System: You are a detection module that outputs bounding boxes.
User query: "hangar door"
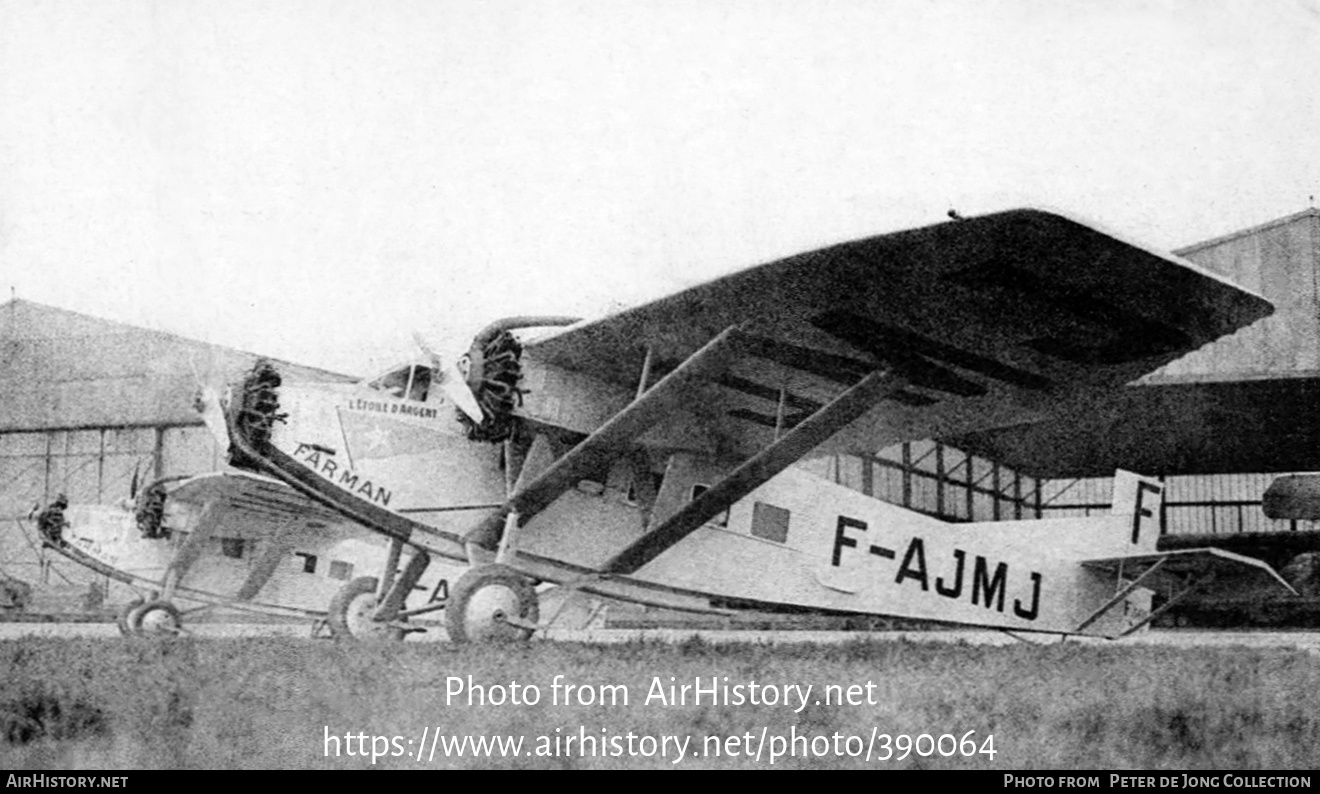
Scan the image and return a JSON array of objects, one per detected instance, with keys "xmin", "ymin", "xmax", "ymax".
[{"xmin": 0, "ymin": 424, "xmax": 221, "ymax": 516}]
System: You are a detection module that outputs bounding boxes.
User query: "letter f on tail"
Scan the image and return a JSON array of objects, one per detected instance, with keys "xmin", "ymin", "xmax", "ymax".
[{"xmin": 1110, "ymin": 470, "xmax": 1163, "ymax": 551}]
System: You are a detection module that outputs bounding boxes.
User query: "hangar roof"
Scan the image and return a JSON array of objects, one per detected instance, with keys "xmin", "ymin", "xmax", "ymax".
[
  {"xmin": 0, "ymin": 299, "xmax": 356, "ymax": 432},
  {"xmin": 948, "ymin": 208, "xmax": 1320, "ymax": 477}
]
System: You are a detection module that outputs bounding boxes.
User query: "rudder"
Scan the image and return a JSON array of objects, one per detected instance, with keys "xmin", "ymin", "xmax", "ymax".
[{"xmin": 1109, "ymin": 470, "xmax": 1163, "ymax": 555}]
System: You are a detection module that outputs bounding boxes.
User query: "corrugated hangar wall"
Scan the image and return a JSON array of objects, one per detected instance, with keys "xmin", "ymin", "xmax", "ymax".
[
  {"xmin": 808, "ymin": 449, "xmax": 1305, "ymax": 534},
  {"xmin": 0, "ymin": 299, "xmax": 354, "ymax": 598},
  {"xmin": 1054, "ymin": 209, "xmax": 1319, "ymax": 534},
  {"xmin": 1156, "ymin": 208, "xmax": 1320, "ymax": 380}
]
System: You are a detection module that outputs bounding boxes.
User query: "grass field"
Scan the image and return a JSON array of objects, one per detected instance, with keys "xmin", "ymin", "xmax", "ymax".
[{"xmin": 2, "ymin": 635, "xmax": 1319, "ymax": 769}]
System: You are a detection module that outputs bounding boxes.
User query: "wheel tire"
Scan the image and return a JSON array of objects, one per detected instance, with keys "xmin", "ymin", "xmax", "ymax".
[
  {"xmin": 117, "ymin": 598, "xmax": 145, "ymax": 637},
  {"xmin": 129, "ymin": 600, "xmax": 181, "ymax": 636},
  {"xmin": 327, "ymin": 577, "xmax": 404, "ymax": 642},
  {"xmin": 446, "ymin": 564, "xmax": 539, "ymax": 644}
]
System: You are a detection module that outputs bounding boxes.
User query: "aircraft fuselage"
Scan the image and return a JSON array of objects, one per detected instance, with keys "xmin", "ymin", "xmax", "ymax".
[{"xmin": 253, "ymin": 366, "xmax": 1156, "ymax": 637}]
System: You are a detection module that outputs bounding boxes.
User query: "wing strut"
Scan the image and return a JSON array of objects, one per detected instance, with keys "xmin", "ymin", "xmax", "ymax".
[
  {"xmin": 1074, "ymin": 564, "xmax": 1222, "ymax": 639},
  {"xmin": 373, "ymin": 546, "xmax": 431, "ymax": 621},
  {"xmin": 1073, "ymin": 557, "xmax": 1167, "ymax": 634},
  {"xmin": 602, "ymin": 367, "xmax": 903, "ymax": 575},
  {"xmin": 160, "ymin": 501, "xmax": 221, "ymax": 602},
  {"xmin": 234, "ymin": 517, "xmax": 299, "ymax": 601},
  {"xmin": 1076, "ymin": 548, "xmax": 1296, "ymax": 637},
  {"xmin": 463, "ymin": 326, "xmax": 743, "ymax": 551},
  {"xmin": 1116, "ymin": 572, "xmax": 1215, "ymax": 639}
]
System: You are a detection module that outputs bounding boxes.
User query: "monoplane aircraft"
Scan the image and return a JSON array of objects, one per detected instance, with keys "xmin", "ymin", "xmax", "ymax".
[
  {"xmin": 209, "ymin": 208, "xmax": 1295, "ymax": 642},
  {"xmin": 32, "ymin": 470, "xmax": 460, "ymax": 637}
]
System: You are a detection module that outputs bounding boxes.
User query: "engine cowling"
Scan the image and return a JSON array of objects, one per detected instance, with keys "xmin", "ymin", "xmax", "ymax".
[{"xmin": 459, "ymin": 316, "xmax": 579, "ymax": 443}]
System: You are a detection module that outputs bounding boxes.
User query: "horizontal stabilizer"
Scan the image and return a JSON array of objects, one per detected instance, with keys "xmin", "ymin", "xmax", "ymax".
[{"xmin": 1081, "ymin": 548, "xmax": 1297, "ymax": 599}]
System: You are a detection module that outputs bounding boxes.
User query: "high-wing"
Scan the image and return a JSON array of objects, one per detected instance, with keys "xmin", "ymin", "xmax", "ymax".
[
  {"xmin": 522, "ymin": 209, "xmax": 1273, "ymax": 460},
  {"xmin": 163, "ymin": 471, "xmax": 355, "ymax": 541}
]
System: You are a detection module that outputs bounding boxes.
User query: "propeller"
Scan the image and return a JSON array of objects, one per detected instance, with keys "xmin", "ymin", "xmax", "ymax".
[
  {"xmin": 413, "ymin": 333, "xmax": 484, "ymax": 424},
  {"xmin": 188, "ymin": 355, "xmax": 232, "ymax": 449}
]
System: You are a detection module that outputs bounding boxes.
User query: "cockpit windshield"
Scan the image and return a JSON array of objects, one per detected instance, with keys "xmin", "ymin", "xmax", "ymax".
[{"xmin": 367, "ymin": 365, "xmax": 433, "ymax": 402}]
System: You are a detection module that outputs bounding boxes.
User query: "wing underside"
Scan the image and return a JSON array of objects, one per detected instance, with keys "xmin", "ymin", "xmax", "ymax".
[
  {"xmin": 522, "ymin": 209, "xmax": 1273, "ymax": 461},
  {"xmin": 163, "ymin": 471, "xmax": 354, "ymax": 540},
  {"xmin": 467, "ymin": 210, "xmax": 1273, "ymax": 570}
]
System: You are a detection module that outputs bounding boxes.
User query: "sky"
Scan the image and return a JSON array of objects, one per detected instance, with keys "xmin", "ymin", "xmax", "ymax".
[{"xmin": 1, "ymin": 0, "xmax": 1317, "ymax": 376}]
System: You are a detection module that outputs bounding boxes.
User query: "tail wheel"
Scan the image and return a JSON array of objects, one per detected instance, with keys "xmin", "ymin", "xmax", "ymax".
[
  {"xmin": 327, "ymin": 577, "xmax": 405, "ymax": 642},
  {"xmin": 446, "ymin": 564, "xmax": 539, "ymax": 644},
  {"xmin": 117, "ymin": 598, "xmax": 145, "ymax": 636},
  {"xmin": 129, "ymin": 600, "xmax": 181, "ymax": 636}
]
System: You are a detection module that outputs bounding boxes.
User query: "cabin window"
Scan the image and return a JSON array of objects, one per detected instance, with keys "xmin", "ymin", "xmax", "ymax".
[
  {"xmin": 294, "ymin": 552, "xmax": 317, "ymax": 574},
  {"xmin": 368, "ymin": 367, "xmax": 410, "ymax": 397},
  {"xmin": 750, "ymin": 501, "xmax": 790, "ymax": 543},
  {"xmin": 368, "ymin": 365, "xmax": 432, "ymax": 402},
  {"xmin": 405, "ymin": 366, "xmax": 432, "ymax": 402},
  {"xmin": 221, "ymin": 538, "xmax": 246, "ymax": 559},
  {"xmin": 329, "ymin": 560, "xmax": 354, "ymax": 581},
  {"xmin": 689, "ymin": 484, "xmax": 729, "ymax": 528}
]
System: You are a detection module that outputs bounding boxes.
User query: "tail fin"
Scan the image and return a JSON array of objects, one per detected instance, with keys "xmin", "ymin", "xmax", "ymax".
[
  {"xmin": 1053, "ymin": 471, "xmax": 1164, "ymax": 637},
  {"xmin": 1109, "ymin": 470, "xmax": 1163, "ymax": 554}
]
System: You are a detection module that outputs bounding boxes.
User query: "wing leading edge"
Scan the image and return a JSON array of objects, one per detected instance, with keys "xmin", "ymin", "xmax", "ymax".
[
  {"xmin": 474, "ymin": 209, "xmax": 1274, "ymax": 569},
  {"xmin": 164, "ymin": 471, "xmax": 352, "ymax": 534},
  {"xmin": 521, "ymin": 208, "xmax": 1273, "ymax": 461}
]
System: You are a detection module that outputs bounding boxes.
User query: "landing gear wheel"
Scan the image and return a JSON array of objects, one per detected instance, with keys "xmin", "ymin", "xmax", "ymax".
[
  {"xmin": 446, "ymin": 564, "xmax": 539, "ymax": 644},
  {"xmin": 117, "ymin": 598, "xmax": 145, "ymax": 636},
  {"xmin": 327, "ymin": 577, "xmax": 405, "ymax": 642},
  {"xmin": 129, "ymin": 600, "xmax": 181, "ymax": 636}
]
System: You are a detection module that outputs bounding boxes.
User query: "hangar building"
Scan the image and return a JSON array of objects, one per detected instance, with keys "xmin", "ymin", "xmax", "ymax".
[{"xmin": 0, "ymin": 299, "xmax": 352, "ymax": 610}]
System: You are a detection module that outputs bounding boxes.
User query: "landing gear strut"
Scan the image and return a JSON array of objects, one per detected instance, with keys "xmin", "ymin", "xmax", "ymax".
[{"xmin": 446, "ymin": 564, "xmax": 539, "ymax": 643}]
